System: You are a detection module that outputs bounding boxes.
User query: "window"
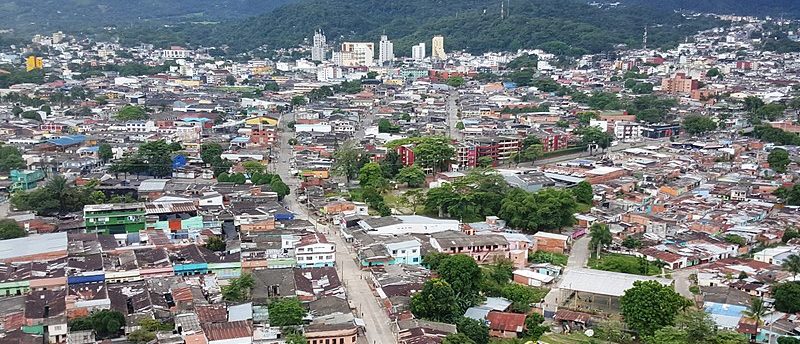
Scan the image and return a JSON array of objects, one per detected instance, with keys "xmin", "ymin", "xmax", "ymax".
[
  {"xmin": 412, "ymin": 257, "xmax": 419, "ymax": 263},
  {"xmin": 412, "ymin": 249, "xmax": 417, "ymax": 253},
  {"xmin": 401, "ymin": 250, "xmax": 406, "ymax": 254},
  {"xmin": 326, "ymin": 255, "xmax": 332, "ymax": 260},
  {"xmin": 392, "ymin": 250, "xmax": 397, "ymax": 254}
]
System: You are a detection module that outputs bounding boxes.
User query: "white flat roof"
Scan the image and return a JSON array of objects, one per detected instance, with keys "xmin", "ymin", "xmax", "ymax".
[
  {"xmin": 532, "ymin": 231, "xmax": 570, "ymax": 240},
  {"xmin": 0, "ymin": 232, "xmax": 67, "ymax": 260},
  {"xmin": 558, "ymin": 268, "xmax": 673, "ymax": 297},
  {"xmin": 586, "ymin": 166, "xmax": 623, "ymax": 175}
]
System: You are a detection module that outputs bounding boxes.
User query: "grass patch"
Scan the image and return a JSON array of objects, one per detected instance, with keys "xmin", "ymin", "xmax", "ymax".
[
  {"xmin": 529, "ymin": 251, "xmax": 568, "ymax": 266},
  {"xmin": 575, "ymin": 202, "xmax": 592, "ymax": 213},
  {"xmin": 588, "ymin": 253, "xmax": 660, "ymax": 276},
  {"xmin": 541, "ymin": 145, "xmax": 587, "ymax": 159},
  {"xmin": 539, "ymin": 332, "xmax": 619, "ymax": 344}
]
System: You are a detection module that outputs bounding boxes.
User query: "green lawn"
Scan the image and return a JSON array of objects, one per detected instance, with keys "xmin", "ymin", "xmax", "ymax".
[
  {"xmin": 540, "ymin": 332, "xmax": 618, "ymax": 344},
  {"xmin": 588, "ymin": 253, "xmax": 661, "ymax": 276}
]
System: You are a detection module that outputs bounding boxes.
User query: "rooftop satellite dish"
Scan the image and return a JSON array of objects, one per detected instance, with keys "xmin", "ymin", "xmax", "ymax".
[{"xmin": 585, "ymin": 329, "xmax": 595, "ymax": 337}]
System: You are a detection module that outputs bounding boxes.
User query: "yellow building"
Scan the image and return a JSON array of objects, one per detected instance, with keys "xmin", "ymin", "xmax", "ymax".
[
  {"xmin": 25, "ymin": 56, "xmax": 43, "ymax": 72},
  {"xmin": 245, "ymin": 116, "xmax": 279, "ymax": 127}
]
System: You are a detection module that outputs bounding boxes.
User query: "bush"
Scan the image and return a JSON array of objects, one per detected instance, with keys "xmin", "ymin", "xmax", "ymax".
[{"xmin": 528, "ymin": 251, "xmax": 568, "ymax": 266}]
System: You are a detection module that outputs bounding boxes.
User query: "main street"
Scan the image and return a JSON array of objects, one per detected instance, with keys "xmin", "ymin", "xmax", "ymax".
[{"xmin": 275, "ymin": 111, "xmax": 397, "ymax": 344}]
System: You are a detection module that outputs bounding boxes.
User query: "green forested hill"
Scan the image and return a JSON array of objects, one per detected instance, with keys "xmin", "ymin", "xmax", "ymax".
[
  {"xmin": 119, "ymin": 0, "xmax": 721, "ymax": 55},
  {"xmin": 618, "ymin": 0, "xmax": 800, "ymax": 18},
  {"xmin": 0, "ymin": 0, "xmax": 295, "ymax": 34}
]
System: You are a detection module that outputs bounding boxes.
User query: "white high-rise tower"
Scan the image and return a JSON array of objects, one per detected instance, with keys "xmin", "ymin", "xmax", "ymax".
[
  {"xmin": 311, "ymin": 29, "xmax": 327, "ymax": 62},
  {"xmin": 378, "ymin": 35, "xmax": 394, "ymax": 65},
  {"xmin": 412, "ymin": 43, "xmax": 426, "ymax": 61},
  {"xmin": 431, "ymin": 35, "xmax": 445, "ymax": 60}
]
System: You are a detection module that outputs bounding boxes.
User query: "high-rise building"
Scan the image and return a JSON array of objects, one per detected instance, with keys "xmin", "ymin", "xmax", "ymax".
[
  {"xmin": 336, "ymin": 42, "xmax": 375, "ymax": 67},
  {"xmin": 431, "ymin": 35, "xmax": 446, "ymax": 60},
  {"xmin": 412, "ymin": 43, "xmax": 426, "ymax": 61},
  {"xmin": 378, "ymin": 35, "xmax": 394, "ymax": 65},
  {"xmin": 311, "ymin": 29, "xmax": 327, "ymax": 62},
  {"xmin": 25, "ymin": 55, "xmax": 43, "ymax": 72}
]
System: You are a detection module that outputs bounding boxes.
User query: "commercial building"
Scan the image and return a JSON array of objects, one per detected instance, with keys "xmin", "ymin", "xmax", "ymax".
[
  {"xmin": 10, "ymin": 169, "xmax": 45, "ymax": 191},
  {"xmin": 431, "ymin": 35, "xmax": 446, "ymax": 60},
  {"xmin": 334, "ymin": 42, "xmax": 375, "ymax": 67},
  {"xmin": 378, "ymin": 35, "xmax": 394, "ymax": 65},
  {"xmin": 83, "ymin": 203, "xmax": 147, "ymax": 234}
]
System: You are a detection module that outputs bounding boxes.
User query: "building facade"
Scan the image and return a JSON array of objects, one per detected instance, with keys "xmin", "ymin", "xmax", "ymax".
[
  {"xmin": 83, "ymin": 203, "xmax": 146, "ymax": 234},
  {"xmin": 431, "ymin": 36, "xmax": 445, "ymax": 60}
]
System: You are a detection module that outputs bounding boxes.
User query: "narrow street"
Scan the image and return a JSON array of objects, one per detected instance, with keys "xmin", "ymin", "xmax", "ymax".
[{"xmin": 276, "ymin": 112, "xmax": 397, "ymax": 344}]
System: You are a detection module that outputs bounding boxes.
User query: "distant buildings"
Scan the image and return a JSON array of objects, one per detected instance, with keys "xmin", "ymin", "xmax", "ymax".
[
  {"xmin": 378, "ymin": 35, "xmax": 394, "ymax": 65},
  {"xmin": 334, "ymin": 42, "xmax": 375, "ymax": 67},
  {"xmin": 412, "ymin": 43, "xmax": 426, "ymax": 61},
  {"xmin": 432, "ymin": 35, "xmax": 446, "ymax": 60},
  {"xmin": 311, "ymin": 29, "xmax": 327, "ymax": 62}
]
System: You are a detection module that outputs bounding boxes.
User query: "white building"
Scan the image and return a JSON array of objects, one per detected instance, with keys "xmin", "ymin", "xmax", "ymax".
[
  {"xmin": 335, "ymin": 42, "xmax": 375, "ymax": 67},
  {"xmin": 432, "ymin": 35, "xmax": 446, "ymax": 60},
  {"xmin": 385, "ymin": 237, "xmax": 422, "ymax": 265},
  {"xmin": 378, "ymin": 35, "xmax": 394, "ymax": 65},
  {"xmin": 412, "ymin": 43, "xmax": 426, "ymax": 61},
  {"xmin": 161, "ymin": 46, "xmax": 190, "ymax": 59},
  {"xmin": 316, "ymin": 64, "xmax": 343, "ymax": 82},
  {"xmin": 357, "ymin": 215, "xmax": 459, "ymax": 235},
  {"xmin": 614, "ymin": 121, "xmax": 643, "ymax": 142},
  {"xmin": 311, "ymin": 29, "xmax": 327, "ymax": 62},
  {"xmin": 295, "ymin": 234, "xmax": 336, "ymax": 268}
]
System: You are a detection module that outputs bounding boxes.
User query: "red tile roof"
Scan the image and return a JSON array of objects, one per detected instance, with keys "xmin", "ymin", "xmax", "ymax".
[
  {"xmin": 486, "ymin": 311, "xmax": 526, "ymax": 333},
  {"xmin": 201, "ymin": 320, "xmax": 252, "ymax": 341}
]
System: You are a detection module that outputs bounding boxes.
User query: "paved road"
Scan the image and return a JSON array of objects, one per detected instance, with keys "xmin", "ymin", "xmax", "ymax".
[
  {"xmin": 672, "ymin": 268, "xmax": 697, "ymax": 299},
  {"xmin": 445, "ymin": 91, "xmax": 462, "ymax": 140},
  {"xmin": 276, "ymin": 112, "xmax": 397, "ymax": 344}
]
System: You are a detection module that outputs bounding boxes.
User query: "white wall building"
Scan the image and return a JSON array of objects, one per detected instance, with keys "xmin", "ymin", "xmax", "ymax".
[
  {"xmin": 385, "ymin": 238, "xmax": 422, "ymax": 265},
  {"xmin": 336, "ymin": 42, "xmax": 375, "ymax": 67},
  {"xmin": 296, "ymin": 235, "xmax": 336, "ymax": 268},
  {"xmin": 412, "ymin": 43, "xmax": 426, "ymax": 61},
  {"xmin": 311, "ymin": 29, "xmax": 327, "ymax": 62},
  {"xmin": 614, "ymin": 121, "xmax": 643, "ymax": 142},
  {"xmin": 357, "ymin": 215, "xmax": 459, "ymax": 235},
  {"xmin": 378, "ymin": 35, "xmax": 394, "ymax": 65}
]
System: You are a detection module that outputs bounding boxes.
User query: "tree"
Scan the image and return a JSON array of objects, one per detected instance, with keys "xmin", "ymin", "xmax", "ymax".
[
  {"xmin": 682, "ymin": 115, "xmax": 717, "ymax": 135},
  {"xmin": 378, "ymin": 118, "xmax": 400, "ymax": 133},
  {"xmin": 397, "ymin": 165, "xmax": 426, "ymax": 188},
  {"xmin": 455, "ymin": 317, "xmax": 489, "ymax": 344},
  {"xmin": 332, "ymin": 141, "xmax": 364, "ymax": 183},
  {"xmin": 0, "ymin": 144, "xmax": 26, "ymax": 172},
  {"xmin": 116, "ymin": 105, "xmax": 147, "ymax": 121},
  {"xmin": 781, "ymin": 254, "xmax": 800, "ymax": 280},
  {"xmin": 768, "ymin": 148, "xmax": 790, "ymax": 173},
  {"xmin": 622, "ymin": 235, "xmax": 642, "ymax": 249},
  {"xmin": 446, "ymin": 76, "xmax": 465, "ymax": 88},
  {"xmin": 284, "ymin": 330, "xmax": 308, "ymax": 344},
  {"xmin": 742, "ymin": 297, "xmax": 770, "ymax": 339},
  {"xmin": 410, "ymin": 279, "xmax": 461, "ymax": 322},
  {"xmin": 456, "ymin": 121, "xmax": 465, "ymax": 130},
  {"xmin": 706, "ymin": 68, "xmax": 722, "ymax": 78},
  {"xmin": 242, "ymin": 161, "xmax": 265, "ymax": 175},
  {"xmin": 68, "ymin": 310, "xmax": 126, "ymax": 339},
  {"xmin": 498, "ymin": 187, "xmax": 577, "ymax": 232},
  {"xmin": 589, "ymin": 223, "xmax": 613, "ymax": 258},
  {"xmin": 783, "ymin": 228, "xmax": 799, "ymax": 243},
  {"xmin": 413, "ymin": 137, "xmax": 455, "ymax": 173},
  {"xmin": 267, "ymin": 298, "xmax": 306, "ymax": 326},
  {"xmin": 778, "ymin": 337, "xmax": 800, "ymax": 344},
  {"xmin": 533, "ymin": 78, "xmax": 560, "ymax": 92},
  {"xmin": 127, "ymin": 329, "xmax": 156, "ymax": 343},
  {"xmin": 572, "ymin": 181, "xmax": 593, "ymax": 204},
  {"xmin": 442, "ymin": 333, "xmax": 476, "ymax": 344},
  {"xmin": 205, "ymin": 236, "xmax": 226, "ymax": 252},
  {"xmin": 620, "ymin": 280, "xmax": 690, "ymax": 336},
  {"xmin": 359, "ymin": 162, "xmax": 388, "ymax": 190},
  {"xmin": 774, "ymin": 282, "xmax": 800, "ymax": 313},
  {"xmin": 513, "ymin": 144, "xmax": 543, "ymax": 164},
  {"xmin": 775, "ymin": 184, "xmax": 800, "ymax": 206},
  {"xmin": 222, "ymin": 273, "xmax": 255, "ymax": 303},
  {"xmin": 201, "ymin": 143, "xmax": 224, "ymax": 165},
  {"xmin": 291, "ymin": 95, "xmax": 307, "ymax": 106},
  {"xmin": 379, "ymin": 150, "xmax": 403, "ymax": 179},
  {"xmin": 0, "ymin": 219, "xmax": 26, "ymax": 240},
  {"xmin": 477, "ymin": 156, "xmax": 494, "ymax": 168},
  {"xmin": 264, "ymin": 82, "xmax": 280, "ymax": 92},
  {"xmin": 270, "ymin": 179, "xmax": 291, "ymax": 200},
  {"xmin": 437, "ymin": 254, "xmax": 482, "ymax": 309},
  {"xmin": 98, "ymin": 143, "xmax": 113, "ymax": 163},
  {"xmin": 524, "ymin": 313, "xmax": 549, "ymax": 340}
]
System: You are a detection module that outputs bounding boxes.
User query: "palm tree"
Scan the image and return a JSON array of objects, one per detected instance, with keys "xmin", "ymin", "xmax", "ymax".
[
  {"xmin": 782, "ymin": 254, "xmax": 800, "ymax": 280},
  {"xmin": 741, "ymin": 297, "xmax": 771, "ymax": 344},
  {"xmin": 589, "ymin": 223, "xmax": 613, "ymax": 258}
]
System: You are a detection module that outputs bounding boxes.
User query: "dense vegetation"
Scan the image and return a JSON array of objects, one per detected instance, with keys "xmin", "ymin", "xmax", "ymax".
[
  {"xmin": 619, "ymin": 0, "xmax": 800, "ymax": 18},
  {"xmin": 0, "ymin": 0, "xmax": 296, "ymax": 36},
  {"xmin": 115, "ymin": 0, "xmax": 720, "ymax": 55}
]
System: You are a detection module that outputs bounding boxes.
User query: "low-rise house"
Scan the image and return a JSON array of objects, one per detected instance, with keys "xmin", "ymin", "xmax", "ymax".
[{"xmin": 486, "ymin": 310, "xmax": 526, "ymax": 339}]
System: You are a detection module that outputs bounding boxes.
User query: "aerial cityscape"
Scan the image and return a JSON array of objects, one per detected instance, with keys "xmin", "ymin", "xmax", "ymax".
[{"xmin": 1, "ymin": 1, "xmax": 800, "ymax": 344}]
